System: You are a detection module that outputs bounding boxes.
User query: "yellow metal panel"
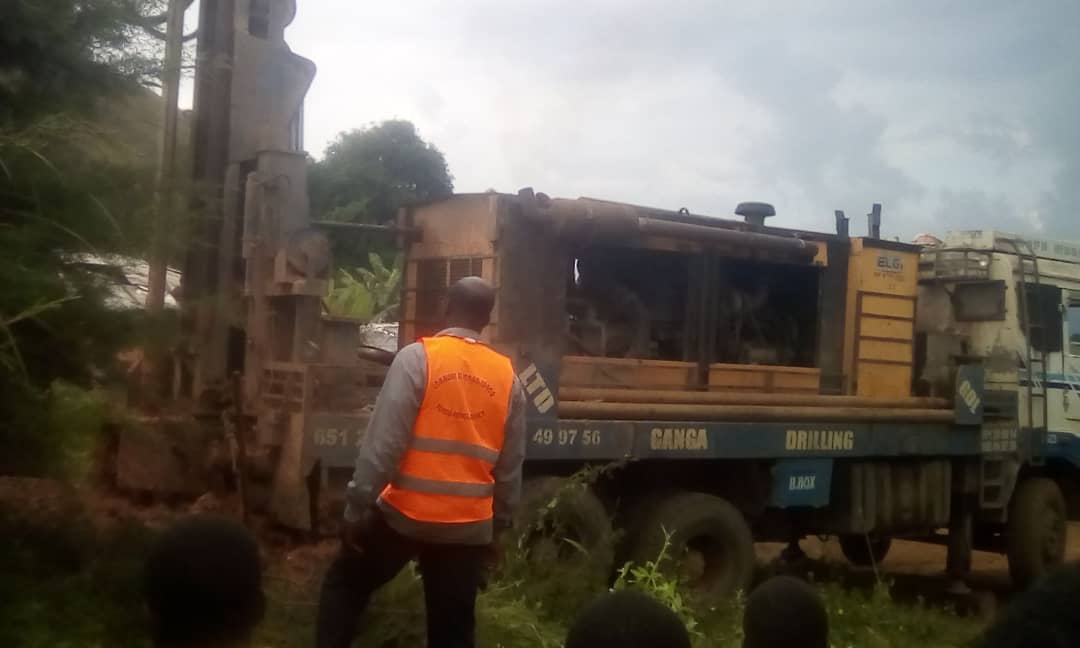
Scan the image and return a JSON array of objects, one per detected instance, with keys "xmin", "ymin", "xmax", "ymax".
[
  {"xmin": 861, "ymin": 294, "xmax": 915, "ymax": 319},
  {"xmin": 859, "ymin": 317, "xmax": 914, "ymax": 340},
  {"xmin": 859, "ymin": 339, "xmax": 913, "ymax": 363},
  {"xmin": 856, "ymin": 363, "xmax": 913, "ymax": 399},
  {"xmin": 843, "ymin": 238, "xmax": 920, "ymax": 397}
]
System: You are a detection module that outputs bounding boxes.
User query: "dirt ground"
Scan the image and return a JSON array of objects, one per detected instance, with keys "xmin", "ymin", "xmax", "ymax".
[
  {"xmin": 5, "ymin": 475, "xmax": 1080, "ymax": 610},
  {"xmin": 759, "ymin": 523, "xmax": 1080, "ymax": 587}
]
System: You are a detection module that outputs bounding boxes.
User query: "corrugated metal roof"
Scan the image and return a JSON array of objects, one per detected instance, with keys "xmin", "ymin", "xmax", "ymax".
[{"xmin": 63, "ymin": 253, "xmax": 182, "ymax": 311}]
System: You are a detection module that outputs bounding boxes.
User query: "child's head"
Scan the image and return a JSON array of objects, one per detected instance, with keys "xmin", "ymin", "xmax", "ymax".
[
  {"xmin": 565, "ymin": 590, "xmax": 692, "ymax": 648},
  {"xmin": 743, "ymin": 576, "xmax": 828, "ymax": 648},
  {"xmin": 144, "ymin": 515, "xmax": 264, "ymax": 647},
  {"xmin": 979, "ymin": 564, "xmax": 1080, "ymax": 648}
]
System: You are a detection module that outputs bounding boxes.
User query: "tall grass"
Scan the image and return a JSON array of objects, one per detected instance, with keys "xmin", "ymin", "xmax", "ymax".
[{"xmin": 1, "ymin": 479, "xmax": 985, "ymax": 648}]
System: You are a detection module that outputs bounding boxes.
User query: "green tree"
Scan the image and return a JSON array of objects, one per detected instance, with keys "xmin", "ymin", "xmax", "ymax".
[
  {"xmin": 309, "ymin": 120, "xmax": 453, "ymax": 265},
  {"xmin": 1, "ymin": 0, "xmax": 166, "ymax": 475},
  {"xmin": 310, "ymin": 120, "xmax": 453, "ymax": 222}
]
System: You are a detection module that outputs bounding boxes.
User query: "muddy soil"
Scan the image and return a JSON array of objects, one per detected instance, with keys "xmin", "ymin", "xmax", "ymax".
[
  {"xmin": 5, "ymin": 476, "xmax": 1079, "ymax": 612},
  {"xmin": 759, "ymin": 523, "xmax": 1080, "ymax": 588}
]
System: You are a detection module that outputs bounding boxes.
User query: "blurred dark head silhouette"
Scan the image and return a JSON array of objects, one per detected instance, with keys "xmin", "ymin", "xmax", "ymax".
[
  {"xmin": 979, "ymin": 564, "xmax": 1080, "ymax": 648},
  {"xmin": 743, "ymin": 576, "xmax": 828, "ymax": 648},
  {"xmin": 144, "ymin": 515, "xmax": 264, "ymax": 647},
  {"xmin": 565, "ymin": 590, "xmax": 692, "ymax": 648}
]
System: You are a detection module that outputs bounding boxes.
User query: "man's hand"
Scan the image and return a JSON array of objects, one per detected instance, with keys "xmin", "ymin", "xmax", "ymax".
[{"xmin": 341, "ymin": 508, "xmax": 375, "ymax": 553}]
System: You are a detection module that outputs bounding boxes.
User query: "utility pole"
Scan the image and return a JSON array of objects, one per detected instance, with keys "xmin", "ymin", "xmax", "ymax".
[{"xmin": 147, "ymin": 0, "xmax": 186, "ymax": 312}]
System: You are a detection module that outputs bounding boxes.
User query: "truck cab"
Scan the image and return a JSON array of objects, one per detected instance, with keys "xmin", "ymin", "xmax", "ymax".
[{"xmin": 918, "ymin": 230, "xmax": 1080, "ymax": 584}]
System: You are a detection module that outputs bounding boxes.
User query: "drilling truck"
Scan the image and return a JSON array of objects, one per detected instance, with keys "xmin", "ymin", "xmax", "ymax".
[{"xmin": 119, "ymin": 0, "xmax": 1075, "ymax": 601}]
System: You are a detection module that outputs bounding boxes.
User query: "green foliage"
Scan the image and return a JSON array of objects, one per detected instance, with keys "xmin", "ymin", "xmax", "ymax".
[
  {"xmin": 0, "ymin": 505, "xmax": 156, "ymax": 648},
  {"xmin": 613, "ymin": 529, "xmax": 707, "ymax": 643},
  {"xmin": 817, "ymin": 580, "xmax": 980, "ymax": 648},
  {"xmin": 309, "ymin": 120, "xmax": 453, "ymax": 265},
  {"xmin": 3, "ymin": 494, "xmax": 987, "ymax": 648},
  {"xmin": 311, "ymin": 120, "xmax": 454, "ymax": 221},
  {"xmin": 499, "ymin": 464, "xmax": 627, "ymax": 622},
  {"xmin": 0, "ymin": 0, "xmax": 165, "ymax": 128},
  {"xmin": 325, "ymin": 253, "xmax": 403, "ymax": 321},
  {"xmin": 0, "ymin": 381, "xmax": 112, "ymax": 480},
  {"xmin": 1, "ymin": 1, "xmax": 166, "ymax": 476},
  {"xmin": 43, "ymin": 382, "xmax": 111, "ymax": 481}
]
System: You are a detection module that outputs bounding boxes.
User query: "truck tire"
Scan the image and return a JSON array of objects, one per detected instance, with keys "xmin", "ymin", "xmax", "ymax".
[
  {"xmin": 630, "ymin": 492, "xmax": 755, "ymax": 601},
  {"xmin": 838, "ymin": 533, "xmax": 893, "ymax": 567},
  {"xmin": 1007, "ymin": 477, "xmax": 1067, "ymax": 588},
  {"xmin": 513, "ymin": 477, "xmax": 614, "ymax": 573}
]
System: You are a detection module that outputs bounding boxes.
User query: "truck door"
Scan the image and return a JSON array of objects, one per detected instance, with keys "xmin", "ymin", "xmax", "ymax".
[{"xmin": 1065, "ymin": 293, "xmax": 1080, "ymax": 423}]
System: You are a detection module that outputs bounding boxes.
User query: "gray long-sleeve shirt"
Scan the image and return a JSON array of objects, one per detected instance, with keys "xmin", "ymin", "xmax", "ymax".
[{"xmin": 344, "ymin": 327, "xmax": 527, "ymax": 545}]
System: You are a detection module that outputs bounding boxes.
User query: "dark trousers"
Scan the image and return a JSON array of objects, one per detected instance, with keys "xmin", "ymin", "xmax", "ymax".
[{"xmin": 315, "ymin": 511, "xmax": 488, "ymax": 648}]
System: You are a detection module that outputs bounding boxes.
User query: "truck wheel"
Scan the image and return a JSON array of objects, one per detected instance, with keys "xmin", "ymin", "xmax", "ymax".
[
  {"xmin": 839, "ymin": 533, "xmax": 893, "ymax": 567},
  {"xmin": 513, "ymin": 477, "xmax": 614, "ymax": 573},
  {"xmin": 1007, "ymin": 477, "xmax": 1067, "ymax": 588},
  {"xmin": 631, "ymin": 492, "xmax": 754, "ymax": 601}
]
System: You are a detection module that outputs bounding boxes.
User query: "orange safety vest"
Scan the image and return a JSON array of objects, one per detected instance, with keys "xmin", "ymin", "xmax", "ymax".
[{"xmin": 379, "ymin": 335, "xmax": 515, "ymax": 524}]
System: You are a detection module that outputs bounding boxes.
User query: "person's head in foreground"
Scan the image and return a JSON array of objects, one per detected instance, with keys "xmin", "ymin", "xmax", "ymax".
[
  {"xmin": 144, "ymin": 515, "xmax": 265, "ymax": 648},
  {"xmin": 743, "ymin": 575, "xmax": 828, "ymax": 648},
  {"xmin": 564, "ymin": 590, "xmax": 692, "ymax": 648},
  {"xmin": 979, "ymin": 563, "xmax": 1080, "ymax": 648}
]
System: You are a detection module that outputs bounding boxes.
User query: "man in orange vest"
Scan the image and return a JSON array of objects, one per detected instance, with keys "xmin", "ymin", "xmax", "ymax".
[{"xmin": 316, "ymin": 276, "xmax": 526, "ymax": 648}]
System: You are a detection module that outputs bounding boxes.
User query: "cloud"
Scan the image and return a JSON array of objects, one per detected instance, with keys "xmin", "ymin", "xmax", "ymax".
[
  {"xmin": 286, "ymin": 0, "xmax": 1080, "ymax": 240},
  {"xmin": 933, "ymin": 189, "xmax": 1036, "ymax": 235}
]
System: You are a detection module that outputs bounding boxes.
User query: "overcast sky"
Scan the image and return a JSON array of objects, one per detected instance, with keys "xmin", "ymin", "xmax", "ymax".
[{"xmin": 282, "ymin": 0, "xmax": 1079, "ymax": 240}]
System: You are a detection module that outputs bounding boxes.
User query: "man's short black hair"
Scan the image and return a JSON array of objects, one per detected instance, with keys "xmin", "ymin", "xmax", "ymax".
[
  {"xmin": 743, "ymin": 576, "xmax": 828, "ymax": 648},
  {"xmin": 565, "ymin": 590, "xmax": 692, "ymax": 648},
  {"xmin": 445, "ymin": 276, "xmax": 495, "ymax": 331},
  {"xmin": 144, "ymin": 515, "xmax": 264, "ymax": 647},
  {"xmin": 979, "ymin": 564, "xmax": 1080, "ymax": 648}
]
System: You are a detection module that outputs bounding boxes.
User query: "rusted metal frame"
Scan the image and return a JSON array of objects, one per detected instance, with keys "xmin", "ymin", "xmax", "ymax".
[
  {"xmin": 1002, "ymin": 238, "xmax": 1048, "ymax": 462},
  {"xmin": 311, "ymin": 220, "xmax": 421, "ymax": 238},
  {"xmin": 818, "ymin": 238, "xmax": 850, "ymax": 394},
  {"xmin": 559, "ymin": 387, "xmax": 949, "ymax": 409},
  {"xmin": 184, "ymin": 0, "xmax": 236, "ymax": 400},
  {"xmin": 557, "ymin": 400, "xmax": 955, "ymax": 423},
  {"xmin": 575, "ymin": 196, "xmax": 847, "ymax": 250},
  {"xmin": 695, "ymin": 252, "xmax": 718, "ymax": 389},
  {"xmin": 401, "ymin": 254, "xmax": 500, "ymax": 338},
  {"xmin": 396, "ymin": 207, "xmax": 415, "ymax": 350},
  {"xmin": 638, "ymin": 218, "xmax": 817, "ymax": 258},
  {"xmin": 539, "ymin": 197, "xmax": 818, "ymax": 259},
  {"xmin": 919, "ymin": 247, "xmax": 994, "ymax": 283}
]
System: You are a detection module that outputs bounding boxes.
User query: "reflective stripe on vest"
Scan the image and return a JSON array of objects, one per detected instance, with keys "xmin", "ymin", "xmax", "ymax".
[{"xmin": 379, "ymin": 335, "xmax": 514, "ymax": 525}]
